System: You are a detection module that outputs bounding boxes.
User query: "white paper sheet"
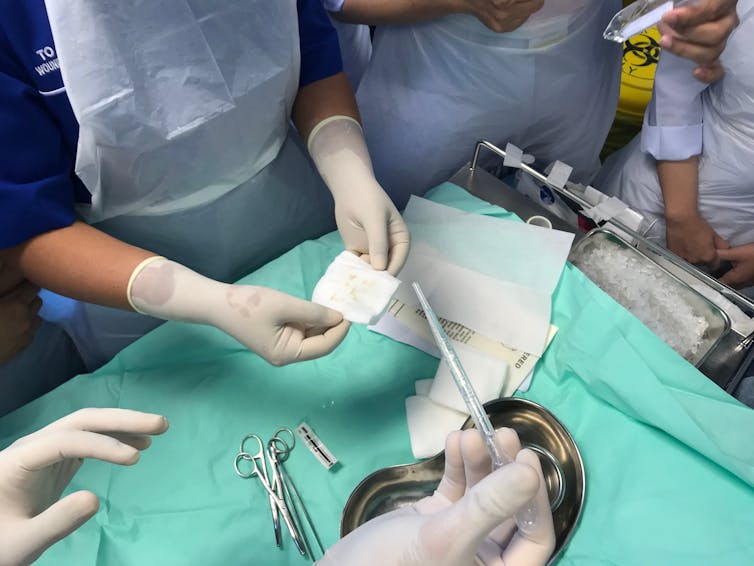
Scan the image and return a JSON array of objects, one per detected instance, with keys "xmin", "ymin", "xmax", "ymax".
[
  {"xmin": 395, "ymin": 242, "xmax": 550, "ymax": 354},
  {"xmin": 402, "ymin": 197, "xmax": 573, "ymax": 294}
]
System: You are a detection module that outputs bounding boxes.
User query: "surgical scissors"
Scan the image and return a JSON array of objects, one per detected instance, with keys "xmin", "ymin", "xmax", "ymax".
[
  {"xmin": 234, "ymin": 434, "xmax": 306, "ymax": 556},
  {"xmin": 266, "ymin": 428, "xmax": 296, "ymax": 548},
  {"xmin": 267, "ymin": 430, "xmax": 325, "ymax": 559}
]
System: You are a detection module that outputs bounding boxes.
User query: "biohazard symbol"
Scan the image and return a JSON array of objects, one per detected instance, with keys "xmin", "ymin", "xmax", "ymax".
[{"xmin": 622, "ymin": 32, "xmax": 661, "ymax": 82}]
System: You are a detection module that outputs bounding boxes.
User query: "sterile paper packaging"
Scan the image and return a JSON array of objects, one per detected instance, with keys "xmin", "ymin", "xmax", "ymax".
[
  {"xmin": 312, "ymin": 251, "xmax": 401, "ymax": 325},
  {"xmin": 390, "ymin": 197, "xmax": 573, "ymax": 356}
]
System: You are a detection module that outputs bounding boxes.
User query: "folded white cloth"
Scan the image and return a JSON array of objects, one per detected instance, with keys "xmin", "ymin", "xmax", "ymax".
[
  {"xmin": 414, "ymin": 378, "xmax": 433, "ymax": 397},
  {"xmin": 312, "ymin": 251, "xmax": 401, "ymax": 325}
]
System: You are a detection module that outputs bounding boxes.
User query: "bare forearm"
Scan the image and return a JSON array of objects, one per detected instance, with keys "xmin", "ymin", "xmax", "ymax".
[
  {"xmin": 336, "ymin": 0, "xmax": 462, "ymax": 24},
  {"xmin": 0, "ymin": 222, "xmax": 154, "ymax": 310},
  {"xmin": 292, "ymin": 72, "xmax": 361, "ymax": 141},
  {"xmin": 657, "ymin": 157, "xmax": 700, "ymax": 221}
]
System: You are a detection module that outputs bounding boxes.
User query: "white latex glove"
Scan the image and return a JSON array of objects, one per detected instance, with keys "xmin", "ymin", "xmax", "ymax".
[
  {"xmin": 308, "ymin": 116, "xmax": 410, "ymax": 275},
  {"xmin": 319, "ymin": 428, "xmax": 555, "ymax": 566},
  {"xmin": 128, "ymin": 257, "xmax": 350, "ymax": 366},
  {"xmin": 0, "ymin": 408, "xmax": 168, "ymax": 566}
]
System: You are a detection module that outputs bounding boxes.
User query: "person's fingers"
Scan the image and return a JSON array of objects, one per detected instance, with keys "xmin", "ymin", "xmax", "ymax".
[
  {"xmin": 45, "ymin": 408, "xmax": 169, "ymax": 436},
  {"xmin": 297, "ymin": 320, "xmax": 350, "ymax": 362},
  {"xmin": 460, "ymin": 428, "xmax": 520, "ymax": 492},
  {"xmin": 716, "ymin": 246, "xmax": 747, "ymax": 262},
  {"xmin": 436, "ymin": 430, "xmax": 466, "ymax": 502},
  {"xmin": 385, "ymin": 219, "xmax": 410, "ymax": 276},
  {"xmin": 693, "ymin": 62, "xmax": 725, "ymax": 83},
  {"xmin": 460, "ymin": 430, "xmax": 493, "ymax": 491},
  {"xmin": 363, "ymin": 217, "xmax": 390, "ymax": 272},
  {"xmin": 24, "ymin": 491, "xmax": 100, "ymax": 564},
  {"xmin": 662, "ymin": 0, "xmax": 738, "ymax": 31},
  {"xmin": 276, "ymin": 295, "xmax": 343, "ymax": 328},
  {"xmin": 661, "ymin": 35, "xmax": 725, "ymax": 65},
  {"xmin": 662, "ymin": 17, "xmax": 733, "ymax": 47},
  {"xmin": 496, "ymin": 427, "xmax": 522, "ymax": 458},
  {"xmin": 420, "ymin": 462, "xmax": 539, "ymax": 563},
  {"xmin": 497, "ymin": 449, "xmax": 556, "ymax": 565},
  {"xmin": 17, "ymin": 429, "xmax": 143, "ymax": 471},
  {"xmin": 714, "ymin": 233, "xmax": 730, "ymax": 251},
  {"xmin": 107, "ymin": 433, "xmax": 154, "ymax": 451},
  {"xmin": 483, "ymin": 428, "xmax": 522, "ymax": 547},
  {"xmin": 5, "ymin": 280, "xmax": 40, "ymax": 304}
]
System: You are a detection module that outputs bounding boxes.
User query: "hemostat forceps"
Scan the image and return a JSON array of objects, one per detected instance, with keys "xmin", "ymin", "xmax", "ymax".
[
  {"xmin": 268, "ymin": 429, "xmax": 325, "ymax": 559},
  {"xmin": 234, "ymin": 434, "xmax": 306, "ymax": 555}
]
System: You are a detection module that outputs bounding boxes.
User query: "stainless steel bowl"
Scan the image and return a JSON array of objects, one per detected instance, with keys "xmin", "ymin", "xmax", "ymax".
[{"xmin": 341, "ymin": 398, "xmax": 585, "ymax": 563}]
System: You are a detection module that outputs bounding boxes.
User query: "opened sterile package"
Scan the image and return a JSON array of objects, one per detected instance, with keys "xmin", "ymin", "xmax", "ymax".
[{"xmin": 370, "ymin": 197, "xmax": 573, "ymax": 458}]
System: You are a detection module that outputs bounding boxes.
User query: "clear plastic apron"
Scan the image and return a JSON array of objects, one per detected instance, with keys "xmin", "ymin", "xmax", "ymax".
[
  {"xmin": 356, "ymin": 0, "xmax": 622, "ymax": 209},
  {"xmin": 43, "ymin": 0, "xmax": 336, "ymax": 369}
]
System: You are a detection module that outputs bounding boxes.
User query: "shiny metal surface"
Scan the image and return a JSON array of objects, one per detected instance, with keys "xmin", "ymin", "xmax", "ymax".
[
  {"xmin": 569, "ymin": 229, "xmax": 731, "ymax": 368},
  {"xmin": 341, "ymin": 399, "xmax": 584, "ymax": 564},
  {"xmin": 450, "ymin": 147, "xmax": 754, "ymax": 391}
]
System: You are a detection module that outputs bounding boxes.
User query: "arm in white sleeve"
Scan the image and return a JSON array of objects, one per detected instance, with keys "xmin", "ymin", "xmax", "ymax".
[
  {"xmin": 641, "ymin": 51, "xmax": 708, "ymax": 161},
  {"xmin": 307, "ymin": 116, "xmax": 410, "ymax": 275},
  {"xmin": 127, "ymin": 257, "xmax": 349, "ymax": 366}
]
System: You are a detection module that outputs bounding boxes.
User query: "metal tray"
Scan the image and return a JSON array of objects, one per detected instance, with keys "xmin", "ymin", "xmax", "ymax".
[
  {"xmin": 341, "ymin": 399, "xmax": 585, "ymax": 564},
  {"xmin": 569, "ymin": 229, "xmax": 730, "ymax": 367}
]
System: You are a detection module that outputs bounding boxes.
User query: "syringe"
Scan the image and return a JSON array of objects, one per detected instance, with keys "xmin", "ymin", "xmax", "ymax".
[{"xmin": 412, "ymin": 282, "xmax": 539, "ymax": 535}]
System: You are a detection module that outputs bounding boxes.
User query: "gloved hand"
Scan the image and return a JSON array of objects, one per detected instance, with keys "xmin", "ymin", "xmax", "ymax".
[
  {"xmin": 659, "ymin": 0, "xmax": 739, "ymax": 82},
  {"xmin": 464, "ymin": 0, "xmax": 545, "ymax": 33},
  {"xmin": 0, "ymin": 408, "xmax": 168, "ymax": 566},
  {"xmin": 717, "ymin": 243, "xmax": 754, "ymax": 289},
  {"xmin": 128, "ymin": 257, "xmax": 350, "ymax": 366},
  {"xmin": 307, "ymin": 116, "xmax": 410, "ymax": 275},
  {"xmin": 318, "ymin": 428, "xmax": 555, "ymax": 566},
  {"xmin": 0, "ymin": 260, "xmax": 42, "ymax": 365}
]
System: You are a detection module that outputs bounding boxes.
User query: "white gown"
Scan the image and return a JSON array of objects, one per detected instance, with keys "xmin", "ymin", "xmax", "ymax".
[{"xmin": 355, "ymin": 0, "xmax": 623, "ymax": 209}]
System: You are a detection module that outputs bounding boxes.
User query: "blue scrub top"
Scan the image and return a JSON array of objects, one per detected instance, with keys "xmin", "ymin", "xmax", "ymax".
[{"xmin": 0, "ymin": 0, "xmax": 343, "ymax": 249}]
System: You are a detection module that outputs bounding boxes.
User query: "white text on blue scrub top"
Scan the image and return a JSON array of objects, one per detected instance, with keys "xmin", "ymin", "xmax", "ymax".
[{"xmin": 34, "ymin": 46, "xmax": 60, "ymax": 77}]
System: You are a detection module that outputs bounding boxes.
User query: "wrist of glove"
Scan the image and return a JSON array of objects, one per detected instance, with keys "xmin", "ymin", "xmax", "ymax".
[
  {"xmin": 127, "ymin": 258, "xmax": 349, "ymax": 366},
  {"xmin": 307, "ymin": 116, "xmax": 410, "ymax": 275}
]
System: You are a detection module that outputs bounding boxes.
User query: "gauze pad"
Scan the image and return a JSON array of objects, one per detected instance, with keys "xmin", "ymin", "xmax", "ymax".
[
  {"xmin": 312, "ymin": 251, "xmax": 400, "ymax": 324},
  {"xmin": 405, "ymin": 395, "xmax": 468, "ymax": 459}
]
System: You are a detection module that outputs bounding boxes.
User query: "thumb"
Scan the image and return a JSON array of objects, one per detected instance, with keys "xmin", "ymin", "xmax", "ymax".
[
  {"xmin": 276, "ymin": 295, "xmax": 343, "ymax": 328},
  {"xmin": 363, "ymin": 217, "xmax": 390, "ymax": 272},
  {"xmin": 420, "ymin": 463, "xmax": 539, "ymax": 561},
  {"xmin": 714, "ymin": 233, "xmax": 730, "ymax": 251},
  {"xmin": 24, "ymin": 491, "xmax": 99, "ymax": 561}
]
